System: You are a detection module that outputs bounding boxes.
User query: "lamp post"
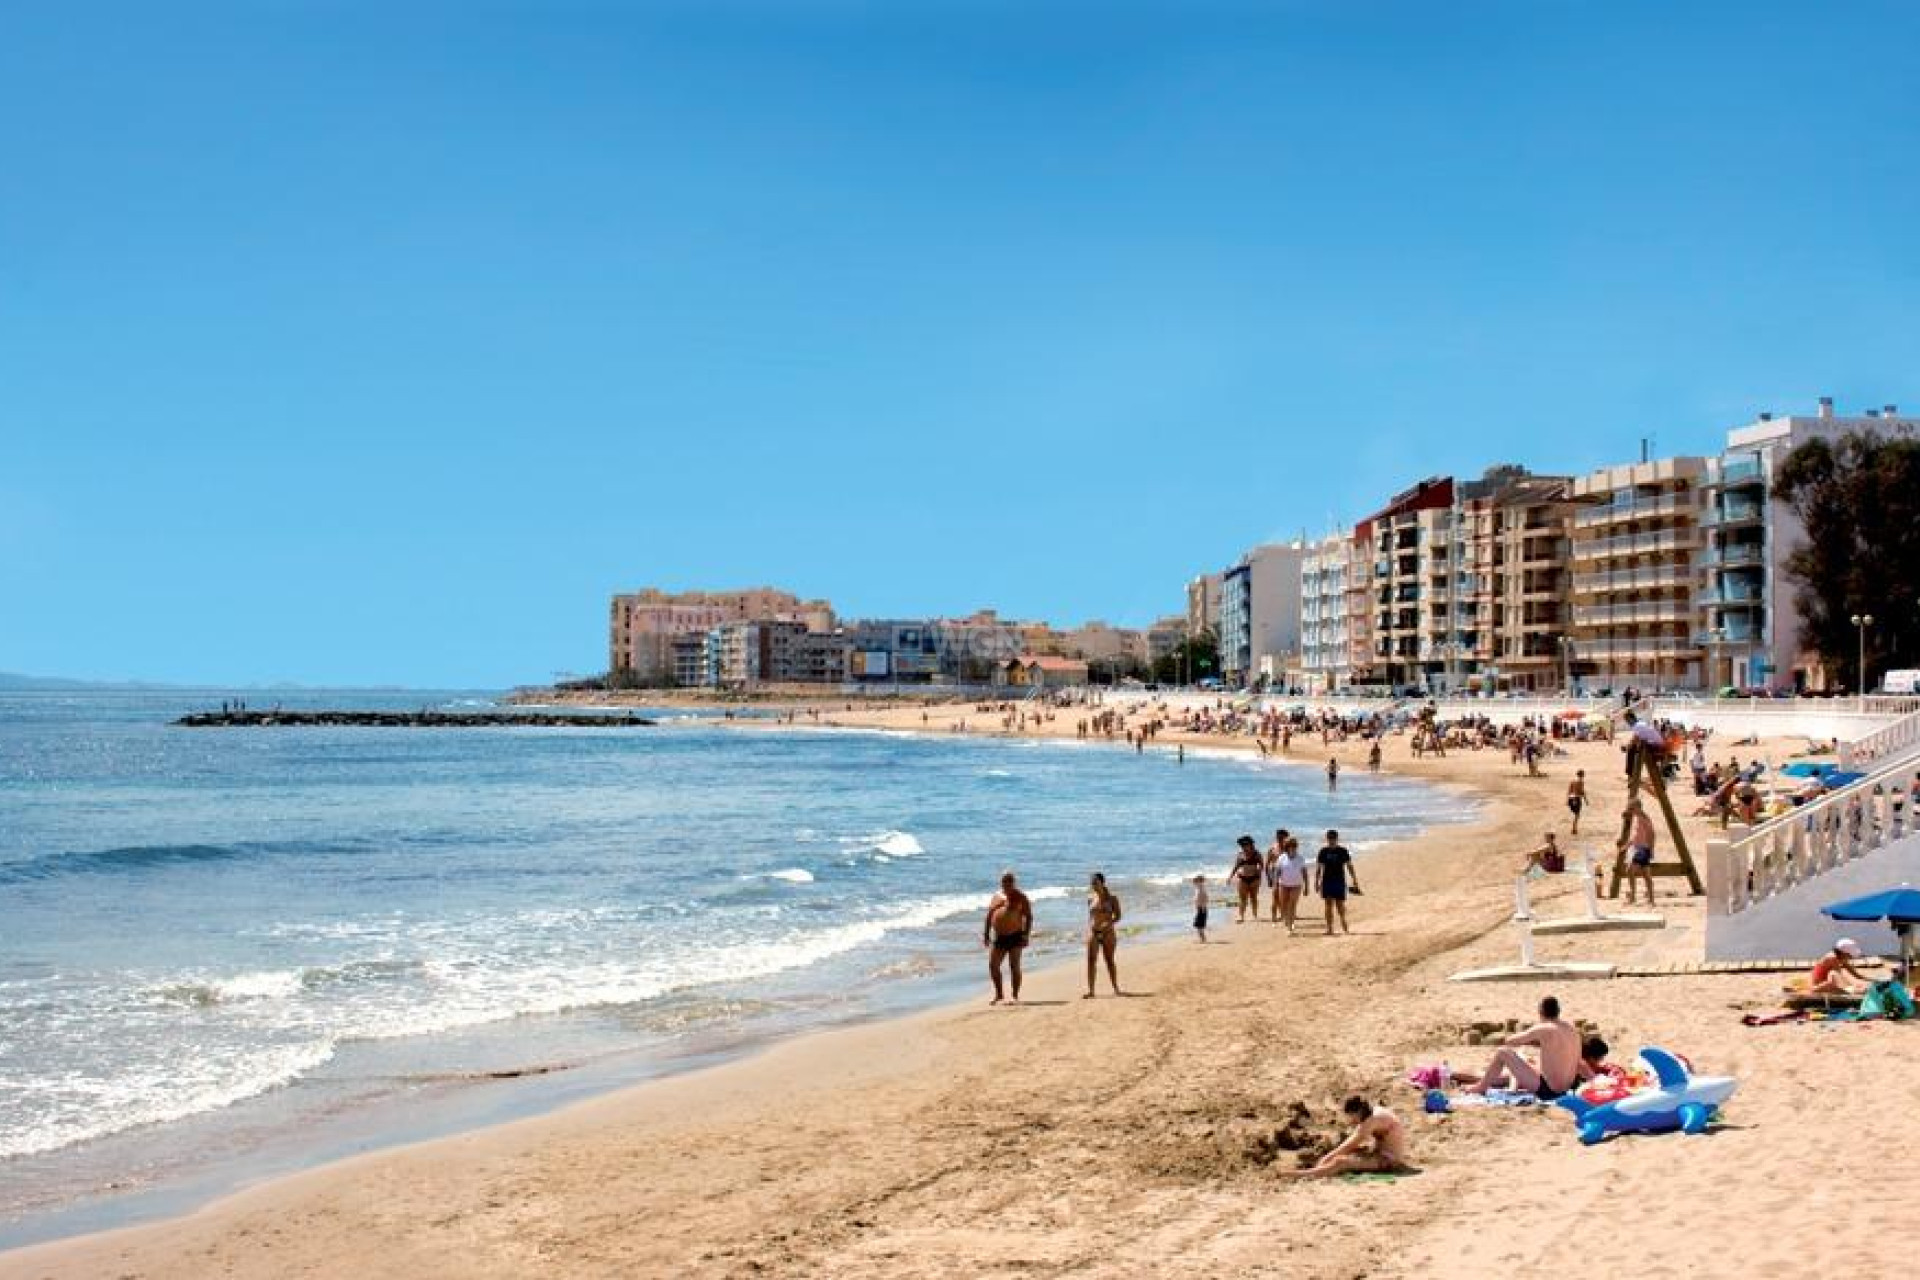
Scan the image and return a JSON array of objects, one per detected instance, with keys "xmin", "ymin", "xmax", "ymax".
[
  {"xmin": 1559, "ymin": 634, "xmax": 1574, "ymax": 699},
  {"xmin": 1852, "ymin": 613, "xmax": 1874, "ymax": 711}
]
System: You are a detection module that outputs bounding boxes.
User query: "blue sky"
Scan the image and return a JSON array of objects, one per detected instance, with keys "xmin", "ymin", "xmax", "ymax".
[{"xmin": 3, "ymin": 1, "xmax": 1915, "ymax": 687}]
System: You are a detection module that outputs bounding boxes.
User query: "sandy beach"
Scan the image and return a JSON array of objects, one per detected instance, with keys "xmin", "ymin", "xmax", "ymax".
[{"xmin": 5, "ymin": 703, "xmax": 1912, "ymax": 1280}]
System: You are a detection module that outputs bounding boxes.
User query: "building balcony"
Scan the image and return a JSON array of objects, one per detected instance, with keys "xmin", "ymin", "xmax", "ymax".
[
  {"xmin": 1569, "ymin": 527, "xmax": 1701, "ymax": 561},
  {"xmin": 1696, "ymin": 585, "xmax": 1764, "ymax": 608},
  {"xmin": 1570, "ymin": 638, "xmax": 1704, "ymax": 661},
  {"xmin": 1571, "ymin": 564, "xmax": 1700, "ymax": 594},
  {"xmin": 1572, "ymin": 492, "xmax": 1693, "ymax": 529},
  {"xmin": 1572, "ymin": 601, "xmax": 1693, "ymax": 626},
  {"xmin": 1701, "ymin": 499, "xmax": 1764, "ymax": 529},
  {"xmin": 1705, "ymin": 544, "xmax": 1765, "ymax": 567},
  {"xmin": 1706, "ymin": 456, "xmax": 1765, "ymax": 490}
]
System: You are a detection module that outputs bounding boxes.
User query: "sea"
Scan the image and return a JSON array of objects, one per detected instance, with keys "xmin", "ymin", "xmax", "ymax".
[{"xmin": 0, "ymin": 688, "xmax": 1461, "ymax": 1246}]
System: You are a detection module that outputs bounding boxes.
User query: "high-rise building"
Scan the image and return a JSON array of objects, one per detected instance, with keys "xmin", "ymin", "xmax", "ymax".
[
  {"xmin": 1568, "ymin": 457, "xmax": 1710, "ymax": 691},
  {"xmin": 1300, "ymin": 532, "xmax": 1355, "ymax": 692},
  {"xmin": 1218, "ymin": 542, "xmax": 1307, "ymax": 687},
  {"xmin": 1702, "ymin": 398, "xmax": 1919, "ymax": 692},
  {"xmin": 1473, "ymin": 470, "xmax": 1578, "ymax": 693},
  {"xmin": 1353, "ymin": 478, "xmax": 1455, "ymax": 688}
]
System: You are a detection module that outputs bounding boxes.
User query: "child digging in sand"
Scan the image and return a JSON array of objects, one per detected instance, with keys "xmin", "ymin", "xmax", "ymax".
[{"xmin": 1281, "ymin": 1096, "xmax": 1412, "ymax": 1179}]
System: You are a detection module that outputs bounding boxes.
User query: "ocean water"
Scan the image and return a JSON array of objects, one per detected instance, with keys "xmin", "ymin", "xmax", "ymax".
[{"xmin": 0, "ymin": 689, "xmax": 1460, "ymax": 1241}]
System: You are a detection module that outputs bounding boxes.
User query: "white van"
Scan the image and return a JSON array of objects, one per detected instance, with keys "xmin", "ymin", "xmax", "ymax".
[{"xmin": 1880, "ymin": 669, "xmax": 1920, "ymax": 695}]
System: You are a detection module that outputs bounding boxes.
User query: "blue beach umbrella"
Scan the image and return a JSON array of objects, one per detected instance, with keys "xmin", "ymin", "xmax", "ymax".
[
  {"xmin": 1822, "ymin": 887, "xmax": 1920, "ymax": 925},
  {"xmin": 1822, "ymin": 886, "xmax": 1920, "ymax": 972}
]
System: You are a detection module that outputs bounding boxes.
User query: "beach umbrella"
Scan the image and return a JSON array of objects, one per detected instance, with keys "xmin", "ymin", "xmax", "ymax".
[{"xmin": 1822, "ymin": 886, "xmax": 1920, "ymax": 973}]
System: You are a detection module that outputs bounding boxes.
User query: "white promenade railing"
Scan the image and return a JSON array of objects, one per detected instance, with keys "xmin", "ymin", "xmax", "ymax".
[
  {"xmin": 1705, "ymin": 744, "xmax": 1920, "ymax": 918},
  {"xmin": 1839, "ymin": 707, "xmax": 1920, "ymax": 771}
]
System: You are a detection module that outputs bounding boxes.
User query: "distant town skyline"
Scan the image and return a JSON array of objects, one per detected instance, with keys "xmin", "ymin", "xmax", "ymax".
[{"xmin": 4, "ymin": 3, "xmax": 1915, "ymax": 687}]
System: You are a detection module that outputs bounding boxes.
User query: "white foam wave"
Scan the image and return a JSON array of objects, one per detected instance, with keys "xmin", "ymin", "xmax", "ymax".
[
  {"xmin": 765, "ymin": 868, "xmax": 815, "ymax": 884},
  {"xmin": 0, "ymin": 1039, "xmax": 337, "ymax": 1160}
]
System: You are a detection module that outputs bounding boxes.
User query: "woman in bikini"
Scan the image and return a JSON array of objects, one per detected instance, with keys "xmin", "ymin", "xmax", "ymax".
[{"xmin": 1084, "ymin": 872, "xmax": 1123, "ymax": 998}]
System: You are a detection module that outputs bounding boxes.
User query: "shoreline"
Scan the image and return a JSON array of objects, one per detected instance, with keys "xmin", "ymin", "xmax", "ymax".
[
  {"xmin": 0, "ymin": 719, "xmax": 1455, "ymax": 1255},
  {"xmin": 6, "ymin": 716, "xmax": 1901, "ymax": 1279}
]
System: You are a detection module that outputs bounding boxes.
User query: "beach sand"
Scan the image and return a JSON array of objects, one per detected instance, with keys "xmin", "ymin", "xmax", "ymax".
[{"xmin": 5, "ymin": 708, "xmax": 1909, "ymax": 1279}]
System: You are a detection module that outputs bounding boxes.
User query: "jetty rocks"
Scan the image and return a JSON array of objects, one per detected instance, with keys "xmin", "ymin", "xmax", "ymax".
[{"xmin": 175, "ymin": 709, "xmax": 656, "ymax": 729}]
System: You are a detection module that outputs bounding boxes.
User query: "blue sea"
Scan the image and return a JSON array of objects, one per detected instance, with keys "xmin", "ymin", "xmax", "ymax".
[{"xmin": 0, "ymin": 689, "xmax": 1457, "ymax": 1243}]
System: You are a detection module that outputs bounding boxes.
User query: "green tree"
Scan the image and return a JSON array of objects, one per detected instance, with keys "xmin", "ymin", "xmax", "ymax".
[
  {"xmin": 1152, "ymin": 631, "xmax": 1220, "ymax": 685},
  {"xmin": 1773, "ymin": 429, "xmax": 1920, "ymax": 689}
]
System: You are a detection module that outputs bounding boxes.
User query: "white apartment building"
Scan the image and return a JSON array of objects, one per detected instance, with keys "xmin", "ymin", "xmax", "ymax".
[
  {"xmin": 1299, "ymin": 532, "xmax": 1353, "ymax": 692},
  {"xmin": 1219, "ymin": 542, "xmax": 1307, "ymax": 687},
  {"xmin": 1703, "ymin": 397, "xmax": 1918, "ymax": 692}
]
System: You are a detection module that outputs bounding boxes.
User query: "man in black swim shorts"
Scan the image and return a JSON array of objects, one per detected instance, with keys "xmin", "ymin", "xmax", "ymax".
[{"xmin": 983, "ymin": 870, "xmax": 1034, "ymax": 1005}]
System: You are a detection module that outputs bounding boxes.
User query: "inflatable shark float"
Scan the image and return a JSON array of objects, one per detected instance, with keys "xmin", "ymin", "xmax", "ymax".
[{"xmin": 1556, "ymin": 1047, "xmax": 1737, "ymax": 1145}]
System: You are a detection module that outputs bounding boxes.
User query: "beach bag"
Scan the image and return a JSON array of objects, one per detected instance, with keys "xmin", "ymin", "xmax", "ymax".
[{"xmin": 1861, "ymin": 981, "xmax": 1916, "ymax": 1020}]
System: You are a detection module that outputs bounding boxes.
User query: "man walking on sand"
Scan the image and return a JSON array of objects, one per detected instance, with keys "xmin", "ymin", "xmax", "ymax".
[
  {"xmin": 1618, "ymin": 798, "xmax": 1657, "ymax": 905},
  {"xmin": 1566, "ymin": 769, "xmax": 1587, "ymax": 834},
  {"xmin": 983, "ymin": 871, "xmax": 1033, "ymax": 1005},
  {"xmin": 1315, "ymin": 829, "xmax": 1359, "ymax": 935},
  {"xmin": 1463, "ymin": 995, "xmax": 1584, "ymax": 1100}
]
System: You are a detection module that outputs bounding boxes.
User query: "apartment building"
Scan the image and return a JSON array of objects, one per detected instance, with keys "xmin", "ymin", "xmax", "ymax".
[
  {"xmin": 705, "ymin": 620, "xmax": 849, "ymax": 687},
  {"xmin": 1218, "ymin": 542, "xmax": 1307, "ymax": 687},
  {"xmin": 1186, "ymin": 573, "xmax": 1224, "ymax": 640},
  {"xmin": 1475, "ymin": 470, "xmax": 1578, "ymax": 692},
  {"xmin": 1703, "ymin": 398, "xmax": 1918, "ymax": 691},
  {"xmin": 1568, "ymin": 457, "xmax": 1710, "ymax": 691},
  {"xmin": 609, "ymin": 587, "xmax": 834, "ymax": 683},
  {"xmin": 1299, "ymin": 532, "xmax": 1354, "ymax": 692},
  {"xmin": 1351, "ymin": 478, "xmax": 1454, "ymax": 688}
]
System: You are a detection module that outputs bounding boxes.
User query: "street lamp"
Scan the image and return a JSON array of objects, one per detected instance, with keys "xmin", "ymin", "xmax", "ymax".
[
  {"xmin": 1558, "ymin": 635, "xmax": 1575, "ymax": 698},
  {"xmin": 1852, "ymin": 613, "xmax": 1875, "ymax": 710}
]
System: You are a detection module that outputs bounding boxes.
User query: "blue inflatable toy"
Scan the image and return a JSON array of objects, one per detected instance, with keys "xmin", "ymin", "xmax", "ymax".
[{"xmin": 1555, "ymin": 1047, "xmax": 1736, "ymax": 1145}]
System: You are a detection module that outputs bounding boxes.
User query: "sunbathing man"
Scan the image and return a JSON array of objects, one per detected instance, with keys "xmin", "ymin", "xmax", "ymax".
[
  {"xmin": 1281, "ymin": 1096, "xmax": 1411, "ymax": 1179},
  {"xmin": 983, "ymin": 871, "xmax": 1034, "ymax": 1005},
  {"xmin": 1808, "ymin": 938, "xmax": 1871, "ymax": 995},
  {"xmin": 1452, "ymin": 1034, "xmax": 1611, "ymax": 1091},
  {"xmin": 1463, "ymin": 995, "xmax": 1583, "ymax": 1100}
]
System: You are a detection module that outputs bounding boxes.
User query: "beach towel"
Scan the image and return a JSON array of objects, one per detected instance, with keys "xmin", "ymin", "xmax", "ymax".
[
  {"xmin": 1444, "ymin": 1089, "xmax": 1542, "ymax": 1108},
  {"xmin": 1740, "ymin": 1010, "xmax": 1808, "ymax": 1026}
]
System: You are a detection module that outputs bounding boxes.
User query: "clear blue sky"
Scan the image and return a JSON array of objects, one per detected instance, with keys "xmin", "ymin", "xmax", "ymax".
[{"xmin": 4, "ymin": 1, "xmax": 1915, "ymax": 687}]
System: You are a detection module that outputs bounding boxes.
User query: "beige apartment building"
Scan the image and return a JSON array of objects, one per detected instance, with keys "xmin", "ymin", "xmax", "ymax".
[
  {"xmin": 1568, "ymin": 458, "xmax": 1709, "ymax": 691},
  {"xmin": 1476, "ymin": 471, "xmax": 1578, "ymax": 692},
  {"xmin": 609, "ymin": 587, "xmax": 834, "ymax": 683}
]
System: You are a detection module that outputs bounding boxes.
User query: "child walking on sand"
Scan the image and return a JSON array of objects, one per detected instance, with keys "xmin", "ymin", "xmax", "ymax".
[{"xmin": 1192, "ymin": 875, "xmax": 1209, "ymax": 943}]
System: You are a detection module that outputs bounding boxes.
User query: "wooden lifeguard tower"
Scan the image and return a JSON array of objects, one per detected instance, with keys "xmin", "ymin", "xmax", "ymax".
[{"xmin": 1607, "ymin": 724, "xmax": 1704, "ymax": 897}]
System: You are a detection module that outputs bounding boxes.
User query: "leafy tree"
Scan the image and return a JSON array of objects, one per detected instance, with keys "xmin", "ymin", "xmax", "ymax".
[
  {"xmin": 1773, "ymin": 429, "xmax": 1920, "ymax": 689},
  {"xmin": 1151, "ymin": 631, "xmax": 1220, "ymax": 685}
]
